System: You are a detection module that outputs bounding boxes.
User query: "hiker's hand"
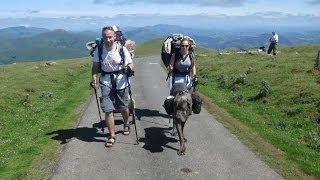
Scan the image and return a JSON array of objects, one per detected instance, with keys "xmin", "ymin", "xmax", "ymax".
[
  {"xmin": 90, "ymin": 79, "xmax": 97, "ymax": 89},
  {"xmin": 167, "ymin": 64, "xmax": 173, "ymax": 72},
  {"xmin": 125, "ymin": 66, "xmax": 134, "ymax": 77},
  {"xmin": 192, "ymin": 75, "xmax": 198, "ymax": 83},
  {"xmin": 192, "ymin": 76, "xmax": 198, "ymax": 86}
]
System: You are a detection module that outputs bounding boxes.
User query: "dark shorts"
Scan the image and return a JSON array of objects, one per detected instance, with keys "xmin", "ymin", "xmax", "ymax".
[{"xmin": 99, "ymin": 85, "xmax": 129, "ymax": 113}]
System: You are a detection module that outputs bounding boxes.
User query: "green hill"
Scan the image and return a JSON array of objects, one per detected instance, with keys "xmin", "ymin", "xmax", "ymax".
[
  {"xmin": 138, "ymin": 42, "xmax": 320, "ymax": 178},
  {"xmin": 0, "ymin": 43, "xmax": 319, "ymax": 179},
  {"xmin": 195, "ymin": 44, "xmax": 320, "ymax": 178},
  {"xmin": 0, "ymin": 29, "xmax": 95, "ymax": 64},
  {"xmin": 134, "ymin": 38, "xmax": 163, "ymax": 58}
]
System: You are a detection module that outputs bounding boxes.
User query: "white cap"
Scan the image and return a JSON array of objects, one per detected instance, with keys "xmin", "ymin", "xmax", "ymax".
[{"xmin": 112, "ymin": 25, "xmax": 120, "ymax": 32}]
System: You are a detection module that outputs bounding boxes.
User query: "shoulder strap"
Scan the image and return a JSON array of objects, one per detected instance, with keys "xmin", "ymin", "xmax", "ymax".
[
  {"xmin": 97, "ymin": 41, "xmax": 104, "ymax": 73},
  {"xmin": 118, "ymin": 42, "xmax": 125, "ymax": 65},
  {"xmin": 188, "ymin": 50, "xmax": 194, "ymax": 71},
  {"xmin": 97, "ymin": 40, "xmax": 103, "ymax": 64},
  {"xmin": 188, "ymin": 50, "xmax": 194, "ymax": 61}
]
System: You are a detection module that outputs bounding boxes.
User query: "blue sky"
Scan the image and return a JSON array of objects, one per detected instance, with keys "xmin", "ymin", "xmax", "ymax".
[{"xmin": 0, "ymin": 0, "xmax": 319, "ymax": 18}]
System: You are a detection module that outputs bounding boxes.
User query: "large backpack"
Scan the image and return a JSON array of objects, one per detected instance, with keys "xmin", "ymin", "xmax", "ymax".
[
  {"xmin": 191, "ymin": 93, "xmax": 202, "ymax": 114},
  {"xmin": 161, "ymin": 34, "xmax": 196, "ymax": 68}
]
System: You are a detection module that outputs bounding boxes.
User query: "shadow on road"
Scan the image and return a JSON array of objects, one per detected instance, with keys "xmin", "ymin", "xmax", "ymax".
[
  {"xmin": 135, "ymin": 108, "xmax": 171, "ymax": 120},
  {"xmin": 139, "ymin": 126, "xmax": 178, "ymax": 153},
  {"xmin": 46, "ymin": 119, "xmax": 125, "ymax": 144}
]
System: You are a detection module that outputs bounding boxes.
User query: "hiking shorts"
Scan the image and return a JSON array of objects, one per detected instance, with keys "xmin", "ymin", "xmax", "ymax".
[{"xmin": 99, "ymin": 85, "xmax": 129, "ymax": 113}]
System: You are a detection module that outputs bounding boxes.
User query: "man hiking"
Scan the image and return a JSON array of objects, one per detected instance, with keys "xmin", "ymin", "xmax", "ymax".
[
  {"xmin": 91, "ymin": 26, "xmax": 134, "ymax": 148},
  {"xmin": 267, "ymin": 31, "xmax": 278, "ymax": 56}
]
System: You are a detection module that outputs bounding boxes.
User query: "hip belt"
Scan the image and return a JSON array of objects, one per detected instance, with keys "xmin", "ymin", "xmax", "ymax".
[{"xmin": 101, "ymin": 69, "xmax": 125, "ymax": 76}]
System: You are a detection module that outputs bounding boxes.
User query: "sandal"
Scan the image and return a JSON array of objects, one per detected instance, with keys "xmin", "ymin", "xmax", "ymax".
[
  {"xmin": 123, "ymin": 124, "xmax": 130, "ymax": 135},
  {"xmin": 105, "ymin": 136, "xmax": 116, "ymax": 148}
]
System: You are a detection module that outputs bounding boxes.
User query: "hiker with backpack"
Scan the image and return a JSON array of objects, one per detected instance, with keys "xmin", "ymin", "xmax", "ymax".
[
  {"xmin": 167, "ymin": 38, "xmax": 197, "ymax": 92},
  {"xmin": 91, "ymin": 26, "xmax": 134, "ymax": 148},
  {"xmin": 163, "ymin": 36, "xmax": 202, "ymax": 116}
]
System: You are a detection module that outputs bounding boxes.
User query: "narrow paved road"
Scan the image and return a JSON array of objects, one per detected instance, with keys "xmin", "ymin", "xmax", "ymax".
[{"xmin": 49, "ymin": 56, "xmax": 282, "ymax": 180}]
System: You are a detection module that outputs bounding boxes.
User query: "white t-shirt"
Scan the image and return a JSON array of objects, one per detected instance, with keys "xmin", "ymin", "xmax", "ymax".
[
  {"xmin": 93, "ymin": 43, "xmax": 133, "ymax": 90},
  {"xmin": 271, "ymin": 34, "xmax": 278, "ymax": 43}
]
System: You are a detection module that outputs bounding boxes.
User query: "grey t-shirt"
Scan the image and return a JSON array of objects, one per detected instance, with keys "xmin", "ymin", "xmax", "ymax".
[{"xmin": 174, "ymin": 54, "xmax": 192, "ymax": 73}]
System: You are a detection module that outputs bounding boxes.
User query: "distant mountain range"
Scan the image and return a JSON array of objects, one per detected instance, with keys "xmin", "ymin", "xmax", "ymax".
[
  {"xmin": 1, "ymin": 13, "xmax": 319, "ymax": 31},
  {"xmin": 0, "ymin": 25, "xmax": 320, "ymax": 64}
]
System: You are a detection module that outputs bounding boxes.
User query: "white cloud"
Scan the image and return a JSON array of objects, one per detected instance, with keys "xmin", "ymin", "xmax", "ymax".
[{"xmin": 92, "ymin": 0, "xmax": 245, "ymax": 7}]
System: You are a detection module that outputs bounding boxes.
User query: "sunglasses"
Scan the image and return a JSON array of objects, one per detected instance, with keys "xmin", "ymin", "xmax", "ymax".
[{"xmin": 181, "ymin": 45, "xmax": 189, "ymax": 47}]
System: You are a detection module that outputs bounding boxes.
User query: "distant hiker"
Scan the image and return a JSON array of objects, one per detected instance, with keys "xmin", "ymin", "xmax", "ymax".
[
  {"xmin": 167, "ymin": 38, "xmax": 197, "ymax": 93},
  {"xmin": 267, "ymin": 31, "xmax": 278, "ymax": 55},
  {"xmin": 91, "ymin": 26, "xmax": 134, "ymax": 148}
]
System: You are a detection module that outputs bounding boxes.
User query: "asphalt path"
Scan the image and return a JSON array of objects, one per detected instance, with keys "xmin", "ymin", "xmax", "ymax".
[{"xmin": 49, "ymin": 56, "xmax": 283, "ymax": 180}]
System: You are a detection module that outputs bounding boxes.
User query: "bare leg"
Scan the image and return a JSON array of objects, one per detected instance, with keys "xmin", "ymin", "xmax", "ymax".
[
  {"xmin": 106, "ymin": 112, "xmax": 115, "ymax": 137},
  {"xmin": 121, "ymin": 108, "xmax": 130, "ymax": 134},
  {"xmin": 105, "ymin": 111, "xmax": 116, "ymax": 147}
]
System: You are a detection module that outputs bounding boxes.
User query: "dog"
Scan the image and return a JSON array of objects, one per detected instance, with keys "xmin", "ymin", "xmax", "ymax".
[{"xmin": 171, "ymin": 83, "xmax": 192, "ymax": 155}]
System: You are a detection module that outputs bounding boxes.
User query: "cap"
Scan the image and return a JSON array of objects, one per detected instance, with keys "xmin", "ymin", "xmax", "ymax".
[{"xmin": 112, "ymin": 25, "xmax": 120, "ymax": 32}]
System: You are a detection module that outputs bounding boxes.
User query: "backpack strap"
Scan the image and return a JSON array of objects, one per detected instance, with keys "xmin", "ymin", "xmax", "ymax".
[
  {"xmin": 118, "ymin": 42, "xmax": 125, "ymax": 65},
  {"xmin": 97, "ymin": 41, "xmax": 104, "ymax": 64},
  {"xmin": 188, "ymin": 50, "xmax": 194, "ymax": 71}
]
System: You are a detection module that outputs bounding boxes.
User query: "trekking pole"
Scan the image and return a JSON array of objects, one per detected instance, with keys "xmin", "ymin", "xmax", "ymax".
[
  {"xmin": 126, "ymin": 68, "xmax": 139, "ymax": 144},
  {"xmin": 166, "ymin": 71, "xmax": 171, "ymax": 81},
  {"xmin": 90, "ymin": 82, "xmax": 104, "ymax": 132}
]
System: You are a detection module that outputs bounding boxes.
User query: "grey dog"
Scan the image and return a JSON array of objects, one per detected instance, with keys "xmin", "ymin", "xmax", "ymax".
[{"xmin": 171, "ymin": 83, "xmax": 192, "ymax": 155}]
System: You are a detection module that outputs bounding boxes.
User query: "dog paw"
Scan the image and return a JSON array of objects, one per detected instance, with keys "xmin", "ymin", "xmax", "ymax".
[
  {"xmin": 177, "ymin": 146, "xmax": 186, "ymax": 156},
  {"xmin": 177, "ymin": 150, "xmax": 185, "ymax": 156}
]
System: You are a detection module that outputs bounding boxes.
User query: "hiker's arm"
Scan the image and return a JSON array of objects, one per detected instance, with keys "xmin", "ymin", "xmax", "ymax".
[
  {"xmin": 91, "ymin": 62, "xmax": 100, "ymax": 85},
  {"xmin": 168, "ymin": 53, "xmax": 175, "ymax": 72},
  {"xmin": 192, "ymin": 58, "xmax": 196, "ymax": 77},
  {"xmin": 123, "ymin": 47, "xmax": 134, "ymax": 70}
]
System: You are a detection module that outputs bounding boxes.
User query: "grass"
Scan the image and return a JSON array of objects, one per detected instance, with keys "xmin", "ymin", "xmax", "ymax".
[
  {"xmin": 0, "ymin": 58, "xmax": 92, "ymax": 179},
  {"xmin": 134, "ymin": 38, "xmax": 163, "ymax": 58},
  {"xmin": 195, "ymin": 44, "xmax": 320, "ymax": 179},
  {"xmin": 1, "ymin": 41, "xmax": 319, "ymax": 179}
]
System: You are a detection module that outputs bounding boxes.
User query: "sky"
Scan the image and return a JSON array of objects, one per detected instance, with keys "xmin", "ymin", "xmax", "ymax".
[{"xmin": 0, "ymin": 0, "xmax": 319, "ymax": 18}]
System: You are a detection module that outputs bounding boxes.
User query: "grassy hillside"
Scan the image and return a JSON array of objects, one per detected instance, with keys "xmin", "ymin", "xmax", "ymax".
[
  {"xmin": 0, "ymin": 41, "xmax": 319, "ymax": 179},
  {"xmin": 136, "ymin": 41, "xmax": 320, "ymax": 178},
  {"xmin": 134, "ymin": 38, "xmax": 164, "ymax": 57},
  {"xmin": 194, "ymin": 44, "xmax": 320, "ymax": 178},
  {"xmin": 0, "ymin": 29, "xmax": 95, "ymax": 64},
  {"xmin": 0, "ymin": 58, "xmax": 92, "ymax": 179}
]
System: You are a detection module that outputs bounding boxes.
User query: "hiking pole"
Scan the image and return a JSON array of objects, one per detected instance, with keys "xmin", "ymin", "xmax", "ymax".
[
  {"xmin": 126, "ymin": 67, "xmax": 139, "ymax": 144},
  {"xmin": 166, "ymin": 71, "xmax": 171, "ymax": 81},
  {"xmin": 90, "ymin": 82, "xmax": 104, "ymax": 132}
]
